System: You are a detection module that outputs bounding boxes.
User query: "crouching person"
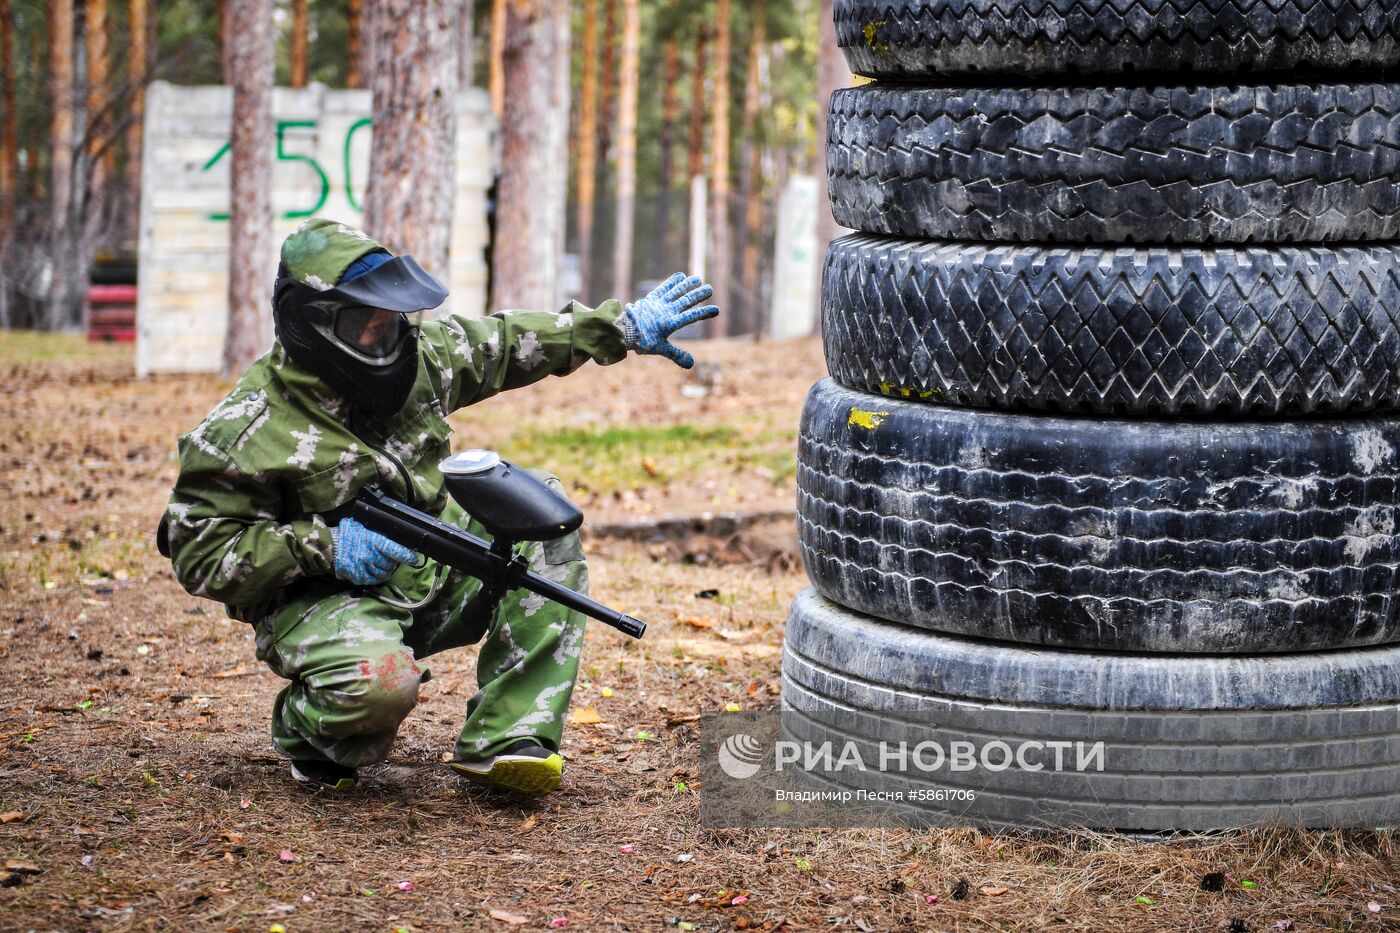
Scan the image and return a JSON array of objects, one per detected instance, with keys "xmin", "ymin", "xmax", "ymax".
[{"xmin": 161, "ymin": 219, "xmax": 718, "ymax": 795}]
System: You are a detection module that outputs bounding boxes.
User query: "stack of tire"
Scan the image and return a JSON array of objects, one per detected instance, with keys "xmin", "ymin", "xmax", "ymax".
[{"xmin": 783, "ymin": 0, "xmax": 1400, "ymax": 830}]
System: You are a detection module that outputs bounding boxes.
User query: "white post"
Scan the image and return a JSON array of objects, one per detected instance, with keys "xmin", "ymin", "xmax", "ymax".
[
  {"xmin": 769, "ymin": 174, "xmax": 819, "ymax": 340},
  {"xmin": 688, "ymin": 174, "xmax": 708, "ymax": 280}
]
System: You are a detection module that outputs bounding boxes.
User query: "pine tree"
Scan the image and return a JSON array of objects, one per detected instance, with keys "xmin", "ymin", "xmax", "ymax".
[{"xmin": 223, "ymin": 0, "xmax": 275, "ymax": 373}]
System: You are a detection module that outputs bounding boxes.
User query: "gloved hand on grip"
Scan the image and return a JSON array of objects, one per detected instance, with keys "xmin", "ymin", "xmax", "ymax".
[
  {"xmin": 330, "ymin": 517, "xmax": 418, "ymax": 586},
  {"xmin": 618, "ymin": 272, "xmax": 720, "ymax": 369}
]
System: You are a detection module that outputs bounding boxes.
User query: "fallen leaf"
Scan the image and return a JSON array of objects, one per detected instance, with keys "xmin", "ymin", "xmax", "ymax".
[
  {"xmin": 570, "ymin": 707, "xmax": 604, "ymax": 725},
  {"xmin": 684, "ymin": 616, "xmax": 713, "ymax": 629},
  {"xmin": 489, "ymin": 909, "xmax": 529, "ymax": 925},
  {"xmin": 981, "ymin": 885, "xmax": 1009, "ymax": 897},
  {"xmin": 0, "ymin": 812, "xmax": 26, "ymax": 824},
  {"xmin": 518, "ymin": 814, "xmax": 538, "ymax": 832},
  {"xmin": 222, "ymin": 831, "xmax": 244, "ymax": 844},
  {"xmin": 642, "ymin": 457, "xmax": 659, "ymax": 477},
  {"xmin": 3, "ymin": 861, "xmax": 40, "ymax": 875},
  {"xmin": 212, "ymin": 667, "xmax": 256, "ymax": 679}
]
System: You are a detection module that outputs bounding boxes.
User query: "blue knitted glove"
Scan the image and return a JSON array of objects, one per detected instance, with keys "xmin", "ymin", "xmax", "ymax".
[
  {"xmin": 329, "ymin": 517, "xmax": 417, "ymax": 586},
  {"xmin": 618, "ymin": 272, "xmax": 720, "ymax": 369}
]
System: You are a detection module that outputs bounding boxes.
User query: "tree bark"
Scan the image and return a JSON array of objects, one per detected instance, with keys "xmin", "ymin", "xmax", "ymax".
[
  {"xmin": 735, "ymin": 11, "xmax": 765, "ymax": 336},
  {"xmin": 223, "ymin": 0, "xmax": 275, "ymax": 374},
  {"xmin": 815, "ymin": 0, "xmax": 845, "ymax": 278},
  {"xmin": 86, "ymin": 0, "xmax": 110, "ymax": 203},
  {"xmin": 574, "ymin": 0, "xmax": 599, "ymax": 302},
  {"xmin": 686, "ymin": 23, "xmax": 707, "ymax": 271},
  {"xmin": 488, "ymin": 0, "xmax": 505, "ymax": 117},
  {"xmin": 125, "ymin": 0, "xmax": 147, "ymax": 238},
  {"xmin": 707, "ymin": 0, "xmax": 731, "ymax": 326},
  {"xmin": 47, "ymin": 0, "xmax": 77, "ymax": 330},
  {"xmin": 491, "ymin": 0, "xmax": 569, "ymax": 311},
  {"xmin": 347, "ymin": 0, "xmax": 363, "ymax": 87},
  {"xmin": 458, "ymin": 0, "xmax": 475, "ymax": 87},
  {"xmin": 609, "ymin": 0, "xmax": 638, "ymax": 299},
  {"xmin": 596, "ymin": 0, "xmax": 616, "ymax": 163},
  {"xmin": 290, "ymin": 0, "xmax": 309, "ymax": 87},
  {"xmin": 364, "ymin": 0, "xmax": 459, "ymax": 283},
  {"xmin": 0, "ymin": 0, "xmax": 15, "ymax": 235},
  {"xmin": 656, "ymin": 6, "xmax": 680, "ymax": 273}
]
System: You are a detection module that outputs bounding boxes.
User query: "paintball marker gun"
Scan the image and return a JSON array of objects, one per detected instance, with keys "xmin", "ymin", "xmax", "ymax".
[{"xmin": 352, "ymin": 450, "xmax": 647, "ymax": 640}]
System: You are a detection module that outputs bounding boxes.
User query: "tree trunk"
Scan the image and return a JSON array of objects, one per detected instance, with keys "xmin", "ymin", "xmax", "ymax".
[
  {"xmin": 656, "ymin": 7, "xmax": 680, "ymax": 273},
  {"xmin": 0, "ymin": 0, "xmax": 15, "ymax": 236},
  {"xmin": 488, "ymin": 0, "xmax": 505, "ymax": 117},
  {"xmin": 458, "ymin": 0, "xmax": 475, "ymax": 87},
  {"xmin": 815, "ymin": 0, "xmax": 845, "ymax": 279},
  {"xmin": 490, "ymin": 0, "xmax": 570, "ymax": 311},
  {"xmin": 290, "ymin": 0, "xmax": 309, "ymax": 87},
  {"xmin": 223, "ymin": 0, "xmax": 275, "ymax": 374},
  {"xmin": 610, "ymin": 0, "xmax": 638, "ymax": 299},
  {"xmin": 125, "ymin": 0, "xmax": 147, "ymax": 240},
  {"xmin": 47, "ymin": 0, "xmax": 77, "ymax": 331},
  {"xmin": 596, "ymin": 0, "xmax": 616, "ymax": 163},
  {"xmin": 707, "ymin": 0, "xmax": 731, "ymax": 326},
  {"xmin": 574, "ymin": 0, "xmax": 599, "ymax": 302},
  {"xmin": 364, "ymin": 0, "xmax": 459, "ymax": 282},
  {"xmin": 347, "ymin": 0, "xmax": 363, "ymax": 87},
  {"xmin": 86, "ymin": 0, "xmax": 110, "ymax": 208},
  {"xmin": 735, "ymin": 13, "xmax": 765, "ymax": 337},
  {"xmin": 686, "ymin": 23, "xmax": 707, "ymax": 270}
]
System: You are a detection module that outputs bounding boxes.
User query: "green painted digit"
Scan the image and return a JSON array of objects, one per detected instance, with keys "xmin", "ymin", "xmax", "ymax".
[
  {"xmin": 344, "ymin": 118, "xmax": 372, "ymax": 213},
  {"xmin": 201, "ymin": 121, "xmax": 331, "ymax": 221}
]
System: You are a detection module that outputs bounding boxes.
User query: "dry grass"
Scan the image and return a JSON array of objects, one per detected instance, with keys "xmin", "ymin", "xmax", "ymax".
[{"xmin": 0, "ymin": 335, "xmax": 1396, "ymax": 932}]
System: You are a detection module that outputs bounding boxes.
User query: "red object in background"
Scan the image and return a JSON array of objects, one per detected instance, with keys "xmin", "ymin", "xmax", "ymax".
[{"xmin": 87, "ymin": 284, "xmax": 137, "ymax": 342}]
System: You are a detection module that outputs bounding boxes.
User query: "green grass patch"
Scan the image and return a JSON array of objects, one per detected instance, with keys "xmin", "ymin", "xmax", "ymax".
[
  {"xmin": 497, "ymin": 422, "xmax": 795, "ymax": 495},
  {"xmin": 0, "ymin": 331, "xmax": 132, "ymax": 366}
]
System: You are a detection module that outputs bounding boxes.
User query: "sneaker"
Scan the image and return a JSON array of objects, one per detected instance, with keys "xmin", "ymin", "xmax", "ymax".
[
  {"xmin": 451, "ymin": 739, "xmax": 563, "ymax": 796},
  {"xmin": 289, "ymin": 758, "xmax": 359, "ymax": 790}
]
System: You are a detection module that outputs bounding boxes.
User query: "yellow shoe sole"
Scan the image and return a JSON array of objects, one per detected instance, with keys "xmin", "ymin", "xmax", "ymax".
[{"xmin": 451, "ymin": 753, "xmax": 563, "ymax": 796}]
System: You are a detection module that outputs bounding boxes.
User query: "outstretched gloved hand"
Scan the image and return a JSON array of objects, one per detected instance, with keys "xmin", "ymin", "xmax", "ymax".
[
  {"xmin": 618, "ymin": 272, "xmax": 720, "ymax": 369},
  {"xmin": 330, "ymin": 517, "xmax": 417, "ymax": 586}
]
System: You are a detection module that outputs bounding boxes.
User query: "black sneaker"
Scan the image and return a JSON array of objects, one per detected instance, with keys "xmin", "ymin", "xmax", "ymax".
[
  {"xmin": 289, "ymin": 758, "xmax": 359, "ymax": 790},
  {"xmin": 451, "ymin": 739, "xmax": 563, "ymax": 796}
]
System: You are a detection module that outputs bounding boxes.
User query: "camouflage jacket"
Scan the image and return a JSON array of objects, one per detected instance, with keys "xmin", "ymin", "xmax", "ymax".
[{"xmin": 164, "ymin": 303, "xmax": 628, "ymax": 623}]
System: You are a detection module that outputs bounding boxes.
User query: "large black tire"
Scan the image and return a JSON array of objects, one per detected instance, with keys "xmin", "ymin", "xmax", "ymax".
[
  {"xmin": 782, "ymin": 590, "xmax": 1400, "ymax": 831},
  {"xmin": 798, "ymin": 379, "xmax": 1400, "ymax": 654},
  {"xmin": 823, "ymin": 235, "xmax": 1400, "ymax": 418},
  {"xmin": 828, "ymin": 84, "xmax": 1400, "ymax": 244},
  {"xmin": 835, "ymin": 0, "xmax": 1400, "ymax": 79}
]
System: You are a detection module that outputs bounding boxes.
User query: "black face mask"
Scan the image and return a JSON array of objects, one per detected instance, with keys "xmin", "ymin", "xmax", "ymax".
[{"xmin": 271, "ymin": 256, "xmax": 449, "ymax": 418}]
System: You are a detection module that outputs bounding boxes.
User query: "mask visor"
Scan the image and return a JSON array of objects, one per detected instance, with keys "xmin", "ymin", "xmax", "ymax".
[{"xmin": 331, "ymin": 305, "xmax": 408, "ymax": 359}]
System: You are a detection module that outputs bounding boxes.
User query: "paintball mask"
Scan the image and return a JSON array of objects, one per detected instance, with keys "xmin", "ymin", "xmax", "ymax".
[{"xmin": 273, "ymin": 246, "xmax": 449, "ymax": 417}]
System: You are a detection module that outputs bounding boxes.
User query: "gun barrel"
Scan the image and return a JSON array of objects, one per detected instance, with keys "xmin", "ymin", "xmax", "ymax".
[{"xmin": 352, "ymin": 490, "xmax": 647, "ymax": 640}]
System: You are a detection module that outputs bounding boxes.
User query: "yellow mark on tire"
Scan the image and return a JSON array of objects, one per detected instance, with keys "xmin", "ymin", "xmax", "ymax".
[
  {"xmin": 877, "ymin": 382, "xmax": 938, "ymax": 400},
  {"xmin": 848, "ymin": 408, "xmax": 890, "ymax": 430}
]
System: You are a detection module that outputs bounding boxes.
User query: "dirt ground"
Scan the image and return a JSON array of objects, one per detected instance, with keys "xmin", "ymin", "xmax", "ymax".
[{"xmin": 1, "ymin": 334, "xmax": 1397, "ymax": 932}]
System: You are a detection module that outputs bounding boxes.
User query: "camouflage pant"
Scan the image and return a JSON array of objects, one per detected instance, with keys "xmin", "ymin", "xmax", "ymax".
[{"xmin": 253, "ymin": 475, "xmax": 588, "ymax": 769}]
